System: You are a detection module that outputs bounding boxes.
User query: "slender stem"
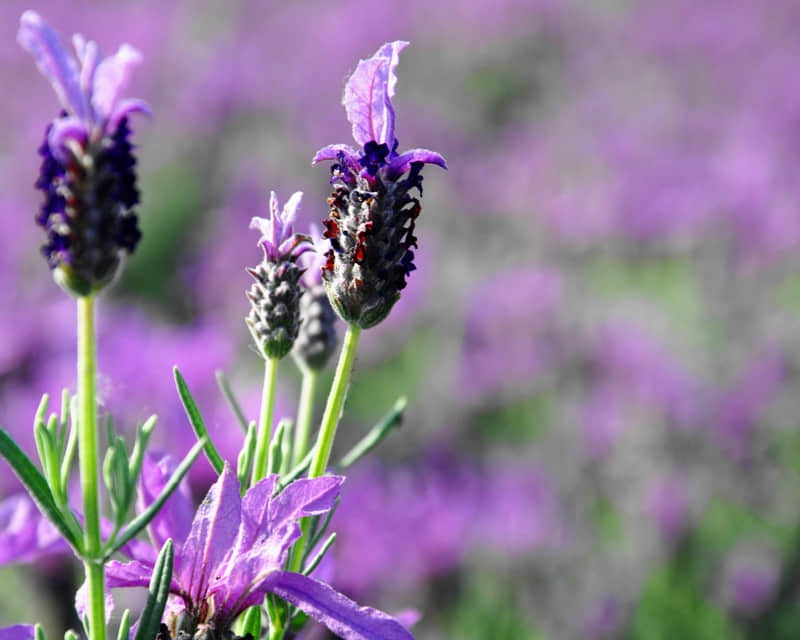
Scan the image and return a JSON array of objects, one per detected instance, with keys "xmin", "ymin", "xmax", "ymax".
[
  {"xmin": 77, "ymin": 296, "xmax": 105, "ymax": 640},
  {"xmin": 308, "ymin": 324, "xmax": 361, "ymax": 478},
  {"xmin": 251, "ymin": 357, "xmax": 279, "ymax": 484},
  {"xmin": 292, "ymin": 368, "xmax": 318, "ymax": 467}
]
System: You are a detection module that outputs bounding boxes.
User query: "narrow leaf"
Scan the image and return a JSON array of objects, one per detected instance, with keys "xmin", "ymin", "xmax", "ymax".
[
  {"xmin": 174, "ymin": 367, "xmax": 225, "ymax": 474},
  {"xmin": 216, "ymin": 370, "xmax": 249, "ymax": 433},
  {"xmin": 267, "ymin": 419, "xmax": 291, "ymax": 476},
  {"xmin": 0, "ymin": 428, "xmax": 82, "ymax": 552},
  {"xmin": 337, "ymin": 396, "xmax": 407, "ymax": 470},
  {"xmin": 133, "ymin": 539, "xmax": 174, "ymax": 640},
  {"xmin": 35, "ymin": 624, "xmax": 46, "ymax": 640},
  {"xmin": 277, "ymin": 448, "xmax": 314, "ymax": 493},
  {"xmin": 241, "ymin": 605, "xmax": 261, "ymax": 639},
  {"xmin": 116, "ymin": 609, "xmax": 131, "ymax": 640},
  {"xmin": 128, "ymin": 414, "xmax": 157, "ymax": 482},
  {"xmin": 303, "ymin": 532, "xmax": 336, "ymax": 576},
  {"xmin": 237, "ymin": 421, "xmax": 256, "ymax": 491},
  {"xmin": 106, "ymin": 438, "xmax": 205, "ymax": 558}
]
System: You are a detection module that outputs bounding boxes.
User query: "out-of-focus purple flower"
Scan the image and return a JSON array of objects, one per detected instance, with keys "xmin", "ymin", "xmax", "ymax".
[
  {"xmin": 313, "ymin": 41, "xmax": 446, "ymax": 329},
  {"xmin": 0, "ymin": 494, "xmax": 67, "ymax": 564},
  {"xmin": 582, "ymin": 595, "xmax": 622, "ymax": 640},
  {"xmin": 713, "ymin": 349, "xmax": 784, "ymax": 462},
  {"xmin": 107, "ymin": 461, "xmax": 413, "ymax": 640},
  {"xmin": 457, "ymin": 268, "xmax": 564, "ymax": 403},
  {"xmin": 645, "ymin": 474, "xmax": 689, "ymax": 544},
  {"xmin": 246, "ymin": 191, "xmax": 314, "ymax": 359},
  {"xmin": 723, "ymin": 545, "xmax": 780, "ymax": 617},
  {"xmin": 18, "ymin": 11, "xmax": 149, "ymax": 296},
  {"xmin": 0, "ymin": 625, "xmax": 35, "ymax": 640}
]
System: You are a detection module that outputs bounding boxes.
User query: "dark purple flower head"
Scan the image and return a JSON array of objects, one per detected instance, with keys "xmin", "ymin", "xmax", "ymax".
[
  {"xmin": 246, "ymin": 191, "xmax": 314, "ymax": 359},
  {"xmin": 107, "ymin": 458, "xmax": 413, "ymax": 640},
  {"xmin": 18, "ymin": 11, "xmax": 149, "ymax": 296},
  {"xmin": 312, "ymin": 41, "xmax": 446, "ymax": 329}
]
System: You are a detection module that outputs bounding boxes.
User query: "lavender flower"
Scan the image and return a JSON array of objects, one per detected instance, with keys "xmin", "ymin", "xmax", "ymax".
[
  {"xmin": 246, "ymin": 191, "xmax": 313, "ymax": 360},
  {"xmin": 107, "ymin": 458, "xmax": 413, "ymax": 640},
  {"xmin": 313, "ymin": 41, "xmax": 446, "ymax": 328},
  {"xmin": 18, "ymin": 11, "xmax": 149, "ymax": 297},
  {"xmin": 293, "ymin": 225, "xmax": 339, "ymax": 370}
]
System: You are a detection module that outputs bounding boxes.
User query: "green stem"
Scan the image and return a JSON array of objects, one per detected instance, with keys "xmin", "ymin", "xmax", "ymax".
[
  {"xmin": 308, "ymin": 324, "xmax": 361, "ymax": 478},
  {"xmin": 251, "ymin": 357, "xmax": 279, "ymax": 484},
  {"xmin": 292, "ymin": 369, "xmax": 318, "ymax": 467},
  {"xmin": 77, "ymin": 296, "xmax": 105, "ymax": 640}
]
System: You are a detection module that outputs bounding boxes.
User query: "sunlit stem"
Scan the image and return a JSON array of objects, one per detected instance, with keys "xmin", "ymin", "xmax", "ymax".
[
  {"xmin": 292, "ymin": 368, "xmax": 318, "ymax": 466},
  {"xmin": 308, "ymin": 324, "xmax": 361, "ymax": 478},
  {"xmin": 251, "ymin": 357, "xmax": 279, "ymax": 484},
  {"xmin": 77, "ymin": 295, "xmax": 105, "ymax": 640}
]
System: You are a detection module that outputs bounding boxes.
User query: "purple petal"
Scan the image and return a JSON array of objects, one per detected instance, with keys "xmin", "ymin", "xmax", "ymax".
[
  {"xmin": 73, "ymin": 34, "xmax": 98, "ymax": 119},
  {"xmin": 374, "ymin": 41, "xmax": 408, "ymax": 100},
  {"xmin": 17, "ymin": 11, "xmax": 85, "ymax": 118},
  {"xmin": 343, "ymin": 41, "xmax": 405, "ymax": 147},
  {"xmin": 387, "ymin": 149, "xmax": 448, "ymax": 179},
  {"xmin": 179, "ymin": 465, "xmax": 241, "ymax": 605},
  {"xmin": 269, "ymin": 572, "xmax": 414, "ymax": 640},
  {"xmin": 137, "ymin": 453, "xmax": 194, "ymax": 555},
  {"xmin": 47, "ymin": 116, "xmax": 88, "ymax": 162},
  {"xmin": 0, "ymin": 626, "xmax": 35, "ymax": 640},
  {"xmin": 106, "ymin": 559, "xmax": 174, "ymax": 590},
  {"xmin": 76, "ymin": 579, "xmax": 114, "ymax": 624},
  {"xmin": 109, "ymin": 98, "xmax": 152, "ymax": 130},
  {"xmin": 269, "ymin": 476, "xmax": 343, "ymax": 530},
  {"xmin": 0, "ymin": 494, "xmax": 68, "ymax": 565},
  {"xmin": 282, "ymin": 191, "xmax": 303, "ymax": 228},
  {"xmin": 312, "ymin": 144, "xmax": 359, "ymax": 166},
  {"xmin": 91, "ymin": 44, "xmax": 142, "ymax": 127}
]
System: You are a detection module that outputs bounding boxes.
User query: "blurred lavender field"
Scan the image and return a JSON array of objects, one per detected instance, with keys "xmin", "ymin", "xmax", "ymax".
[{"xmin": 3, "ymin": 1, "xmax": 800, "ymax": 638}]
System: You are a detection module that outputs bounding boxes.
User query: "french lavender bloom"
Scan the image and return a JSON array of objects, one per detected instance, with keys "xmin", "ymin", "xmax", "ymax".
[
  {"xmin": 107, "ymin": 459, "xmax": 412, "ymax": 640},
  {"xmin": 246, "ymin": 191, "xmax": 314, "ymax": 360},
  {"xmin": 313, "ymin": 41, "xmax": 446, "ymax": 329},
  {"xmin": 18, "ymin": 11, "xmax": 149, "ymax": 297},
  {"xmin": 293, "ymin": 224, "xmax": 339, "ymax": 370}
]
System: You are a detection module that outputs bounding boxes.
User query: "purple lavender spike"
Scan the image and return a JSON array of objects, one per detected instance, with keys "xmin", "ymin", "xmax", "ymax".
[
  {"xmin": 18, "ymin": 11, "xmax": 149, "ymax": 296},
  {"xmin": 313, "ymin": 41, "xmax": 446, "ymax": 329}
]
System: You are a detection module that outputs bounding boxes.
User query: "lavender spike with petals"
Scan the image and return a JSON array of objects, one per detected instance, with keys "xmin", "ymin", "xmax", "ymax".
[
  {"xmin": 313, "ymin": 41, "xmax": 446, "ymax": 328},
  {"xmin": 18, "ymin": 11, "xmax": 149, "ymax": 296},
  {"xmin": 293, "ymin": 224, "xmax": 339, "ymax": 370},
  {"xmin": 246, "ymin": 191, "xmax": 313, "ymax": 359}
]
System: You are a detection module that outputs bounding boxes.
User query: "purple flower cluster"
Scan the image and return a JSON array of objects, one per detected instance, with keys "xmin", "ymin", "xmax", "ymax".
[
  {"xmin": 313, "ymin": 42, "xmax": 446, "ymax": 328},
  {"xmin": 18, "ymin": 11, "xmax": 148, "ymax": 296}
]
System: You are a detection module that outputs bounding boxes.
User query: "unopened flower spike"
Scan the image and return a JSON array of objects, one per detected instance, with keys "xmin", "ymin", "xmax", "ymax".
[
  {"xmin": 246, "ymin": 191, "xmax": 314, "ymax": 360},
  {"xmin": 18, "ymin": 11, "xmax": 150, "ymax": 297},
  {"xmin": 313, "ymin": 41, "xmax": 447, "ymax": 329},
  {"xmin": 293, "ymin": 224, "xmax": 339, "ymax": 370}
]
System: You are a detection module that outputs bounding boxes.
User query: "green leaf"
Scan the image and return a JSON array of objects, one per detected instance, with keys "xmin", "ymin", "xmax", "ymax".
[
  {"xmin": 105, "ymin": 438, "xmax": 205, "ymax": 558},
  {"xmin": 0, "ymin": 428, "xmax": 82, "ymax": 552},
  {"xmin": 59, "ymin": 396, "xmax": 79, "ymax": 495},
  {"xmin": 216, "ymin": 370, "xmax": 249, "ymax": 433},
  {"xmin": 241, "ymin": 605, "xmax": 261, "ymax": 639},
  {"xmin": 64, "ymin": 630, "xmax": 79, "ymax": 640},
  {"xmin": 268, "ymin": 419, "xmax": 291, "ymax": 476},
  {"xmin": 35, "ymin": 624, "xmax": 46, "ymax": 640},
  {"xmin": 116, "ymin": 609, "xmax": 131, "ymax": 640},
  {"xmin": 336, "ymin": 396, "xmax": 407, "ymax": 470},
  {"xmin": 277, "ymin": 449, "xmax": 314, "ymax": 493},
  {"xmin": 128, "ymin": 415, "xmax": 157, "ymax": 483},
  {"xmin": 174, "ymin": 367, "xmax": 225, "ymax": 475},
  {"xmin": 134, "ymin": 539, "xmax": 174, "ymax": 640},
  {"xmin": 303, "ymin": 532, "xmax": 336, "ymax": 576},
  {"xmin": 237, "ymin": 421, "xmax": 257, "ymax": 491}
]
